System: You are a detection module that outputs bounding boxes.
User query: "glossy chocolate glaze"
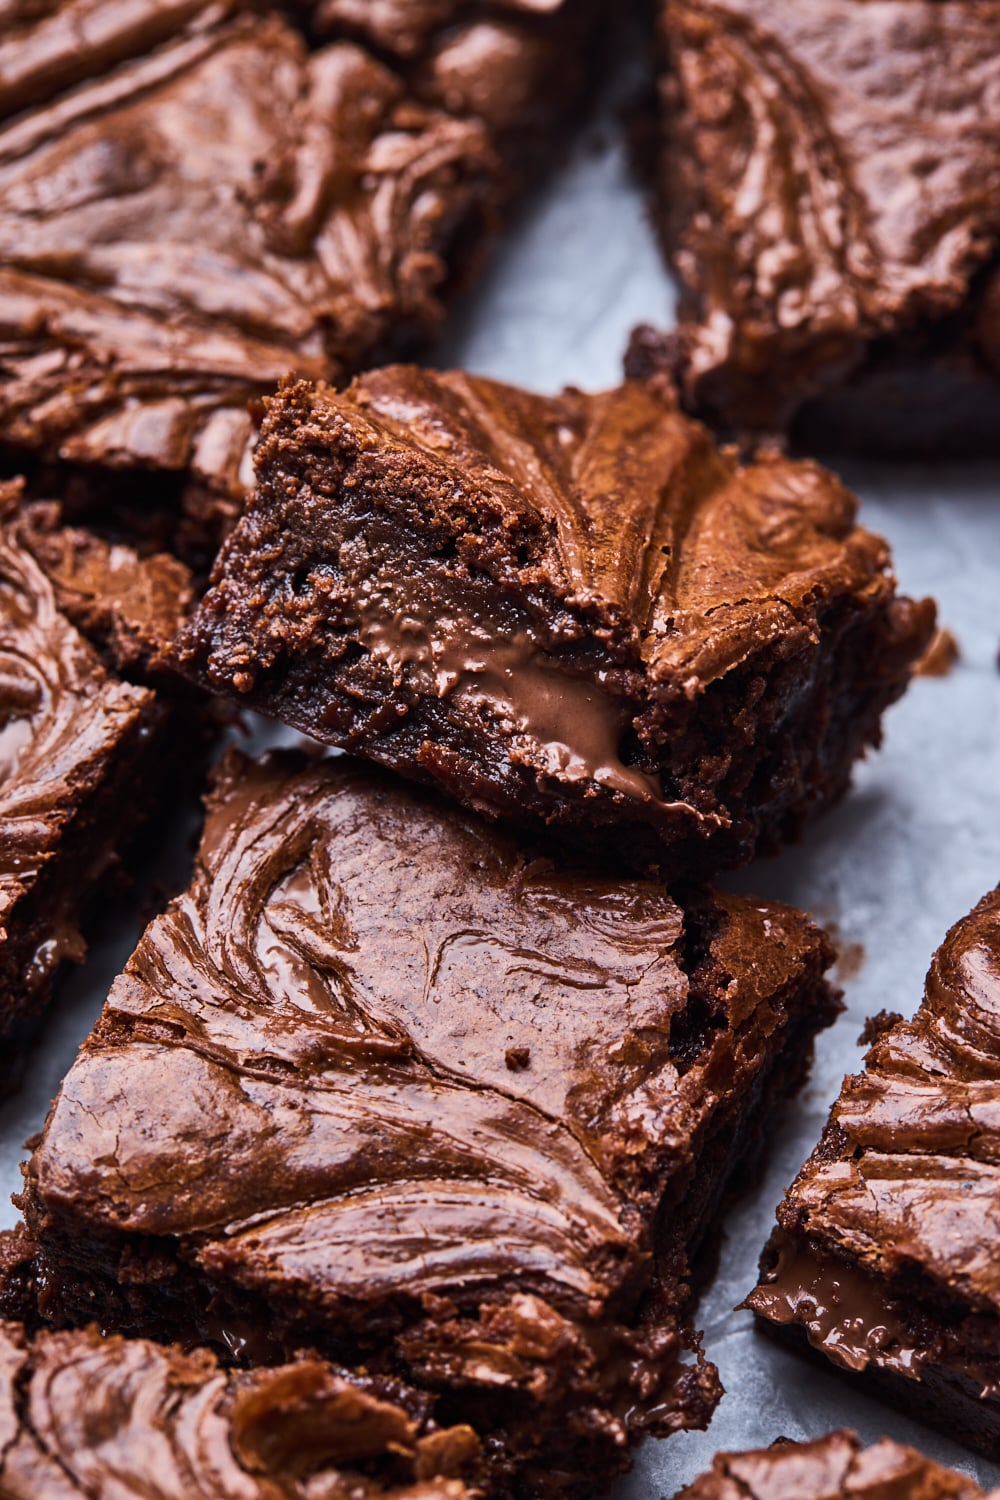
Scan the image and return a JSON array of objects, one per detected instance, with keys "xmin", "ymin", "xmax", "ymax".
[
  {"xmin": 0, "ymin": 1, "xmax": 594, "ymax": 542},
  {"xmin": 750, "ymin": 888, "xmax": 1000, "ymax": 1448},
  {"xmin": 0, "ymin": 1321, "xmax": 477, "ymax": 1498},
  {"xmin": 24, "ymin": 750, "xmax": 838, "ymax": 1496},
  {"xmin": 654, "ymin": 0, "xmax": 1000, "ymax": 447},
  {"xmin": 173, "ymin": 367, "xmax": 934, "ymax": 871},
  {"xmin": 677, "ymin": 1431, "xmax": 997, "ymax": 1500}
]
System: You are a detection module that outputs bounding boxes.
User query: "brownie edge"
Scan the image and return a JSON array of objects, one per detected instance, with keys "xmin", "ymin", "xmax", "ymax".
[
  {"xmin": 748, "ymin": 887, "xmax": 1000, "ymax": 1462},
  {"xmin": 171, "ymin": 367, "xmax": 934, "ymax": 874}
]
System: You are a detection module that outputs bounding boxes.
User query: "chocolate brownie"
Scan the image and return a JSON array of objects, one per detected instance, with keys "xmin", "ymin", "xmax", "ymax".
[
  {"xmin": 0, "ymin": 1320, "xmax": 478, "ymax": 1498},
  {"xmin": 0, "ymin": 492, "xmax": 187, "ymax": 1044},
  {"xmin": 21, "ymin": 750, "xmax": 840, "ymax": 1498},
  {"xmin": 748, "ymin": 886, "xmax": 1000, "ymax": 1461},
  {"xmin": 675, "ymin": 1431, "xmax": 996, "ymax": 1500},
  {"xmin": 646, "ymin": 0, "xmax": 1000, "ymax": 451},
  {"xmin": 172, "ymin": 368, "xmax": 934, "ymax": 873}
]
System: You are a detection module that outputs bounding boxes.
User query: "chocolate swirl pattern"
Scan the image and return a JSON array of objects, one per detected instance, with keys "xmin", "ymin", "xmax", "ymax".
[
  {"xmin": 0, "ymin": 520, "xmax": 155, "ymax": 1035},
  {"xmin": 676, "ymin": 1431, "xmax": 995, "ymax": 1500},
  {"xmin": 0, "ymin": 1321, "xmax": 478, "ymax": 1499},
  {"xmin": 175, "ymin": 368, "xmax": 933, "ymax": 871},
  {"xmin": 0, "ymin": 0, "xmax": 501, "ymax": 535},
  {"xmin": 25, "ymin": 750, "xmax": 837, "ymax": 1495},
  {"xmin": 749, "ymin": 888, "xmax": 1000, "ymax": 1457},
  {"xmin": 658, "ymin": 0, "xmax": 1000, "ymax": 438}
]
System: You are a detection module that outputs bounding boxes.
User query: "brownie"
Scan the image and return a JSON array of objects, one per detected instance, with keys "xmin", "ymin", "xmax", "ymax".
[
  {"xmin": 674, "ymin": 1431, "xmax": 995, "ymax": 1500},
  {"xmin": 20, "ymin": 749, "xmax": 839, "ymax": 1498},
  {"xmin": 0, "ymin": 489, "xmax": 190, "ymax": 1044},
  {"xmin": 0, "ymin": 1320, "xmax": 478, "ymax": 1498},
  {"xmin": 748, "ymin": 886, "xmax": 1000, "ymax": 1462},
  {"xmin": 0, "ymin": 1, "xmax": 596, "ymax": 557},
  {"xmin": 172, "ymin": 368, "xmax": 934, "ymax": 874},
  {"xmin": 646, "ymin": 0, "xmax": 1000, "ymax": 451}
]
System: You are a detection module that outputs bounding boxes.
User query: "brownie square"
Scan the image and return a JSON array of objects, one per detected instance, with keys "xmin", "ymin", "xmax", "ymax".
[
  {"xmin": 173, "ymin": 367, "xmax": 934, "ymax": 874},
  {"xmin": 0, "ymin": 0, "xmax": 591, "ymax": 552},
  {"xmin": 0, "ymin": 494, "xmax": 186, "ymax": 1043},
  {"xmin": 748, "ymin": 886, "xmax": 1000, "ymax": 1461},
  {"xmin": 676, "ymin": 1431, "xmax": 990, "ymax": 1500},
  {"xmin": 647, "ymin": 0, "xmax": 1000, "ymax": 451},
  {"xmin": 0, "ymin": 1320, "xmax": 478, "ymax": 1498},
  {"xmin": 22, "ymin": 750, "xmax": 839, "ymax": 1497}
]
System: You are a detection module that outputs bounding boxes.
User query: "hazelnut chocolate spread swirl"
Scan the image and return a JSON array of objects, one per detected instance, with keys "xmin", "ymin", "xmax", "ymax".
[
  {"xmin": 0, "ymin": 1321, "xmax": 478, "ymax": 1499},
  {"xmin": 173, "ymin": 367, "xmax": 933, "ymax": 872},
  {"xmin": 0, "ymin": 510, "xmax": 164, "ymax": 1038},
  {"xmin": 21, "ymin": 750, "xmax": 838, "ymax": 1498},
  {"xmin": 675, "ymin": 1430, "xmax": 999, "ymax": 1500},
  {"xmin": 749, "ymin": 887, "xmax": 1000, "ymax": 1456},
  {"xmin": 651, "ymin": 0, "xmax": 1000, "ymax": 449},
  {"xmin": 0, "ymin": 0, "xmax": 593, "ymax": 546}
]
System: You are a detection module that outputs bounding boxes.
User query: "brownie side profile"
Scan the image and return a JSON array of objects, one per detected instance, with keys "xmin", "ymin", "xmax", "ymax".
[
  {"xmin": 0, "ymin": 1320, "xmax": 479, "ymax": 1498},
  {"xmin": 748, "ymin": 886, "xmax": 1000, "ymax": 1461},
  {"xmin": 0, "ymin": 501, "xmax": 183, "ymax": 1043},
  {"xmin": 650, "ymin": 0, "xmax": 1000, "ymax": 450},
  {"xmin": 172, "ymin": 368, "xmax": 934, "ymax": 874},
  {"xmin": 22, "ymin": 750, "xmax": 839, "ymax": 1498},
  {"xmin": 674, "ymin": 1431, "xmax": 995, "ymax": 1500}
]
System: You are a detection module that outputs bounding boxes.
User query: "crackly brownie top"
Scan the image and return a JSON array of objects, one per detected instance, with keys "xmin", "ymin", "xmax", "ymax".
[
  {"xmin": 0, "ymin": 506, "xmax": 152, "ymax": 924},
  {"xmin": 186, "ymin": 367, "xmax": 905, "ymax": 700},
  {"xmin": 677, "ymin": 1431, "xmax": 994, "ymax": 1500},
  {"xmin": 0, "ymin": 0, "xmax": 499, "ymax": 498},
  {"xmin": 749, "ymin": 887, "xmax": 1000, "ymax": 1363},
  {"xmin": 0, "ymin": 1321, "xmax": 477, "ymax": 1498},
  {"xmin": 29, "ymin": 751, "xmax": 830, "ymax": 1385},
  {"xmin": 662, "ymin": 0, "xmax": 1000, "ymax": 414}
]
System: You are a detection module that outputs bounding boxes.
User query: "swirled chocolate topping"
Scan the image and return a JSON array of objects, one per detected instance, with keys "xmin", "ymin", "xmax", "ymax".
[
  {"xmin": 23, "ymin": 749, "xmax": 838, "ymax": 1497},
  {"xmin": 0, "ymin": 1321, "xmax": 478, "ymax": 1499},
  {"xmin": 173, "ymin": 368, "xmax": 934, "ymax": 873},
  {"xmin": 651, "ymin": 0, "xmax": 1000, "ymax": 449},
  {"xmin": 0, "ymin": 503, "xmax": 168, "ymax": 1039},
  {"xmin": 0, "ymin": 1, "xmax": 595, "ymax": 549},
  {"xmin": 749, "ymin": 887, "xmax": 1000, "ymax": 1458},
  {"xmin": 676, "ymin": 1430, "xmax": 998, "ymax": 1500}
]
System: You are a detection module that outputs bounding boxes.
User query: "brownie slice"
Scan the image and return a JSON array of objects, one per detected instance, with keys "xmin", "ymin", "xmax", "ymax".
[
  {"xmin": 0, "ymin": 494, "xmax": 188, "ymax": 1043},
  {"xmin": 675, "ymin": 1431, "xmax": 994, "ymax": 1500},
  {"xmin": 21, "ymin": 750, "xmax": 839, "ymax": 1498},
  {"xmin": 172, "ymin": 368, "xmax": 934, "ymax": 874},
  {"xmin": 646, "ymin": 0, "xmax": 1000, "ymax": 451},
  {"xmin": 0, "ymin": 0, "xmax": 595, "ymax": 556},
  {"xmin": 748, "ymin": 886, "xmax": 1000, "ymax": 1462},
  {"xmin": 0, "ymin": 1320, "xmax": 478, "ymax": 1498}
]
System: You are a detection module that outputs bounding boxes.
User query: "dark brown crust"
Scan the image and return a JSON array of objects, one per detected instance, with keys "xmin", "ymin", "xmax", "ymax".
[
  {"xmin": 20, "ymin": 749, "xmax": 839, "ymax": 1499},
  {"xmin": 651, "ymin": 0, "xmax": 1000, "ymax": 451},
  {"xmin": 748, "ymin": 887, "xmax": 1000, "ymax": 1463},
  {"xmin": 172, "ymin": 368, "xmax": 934, "ymax": 874}
]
